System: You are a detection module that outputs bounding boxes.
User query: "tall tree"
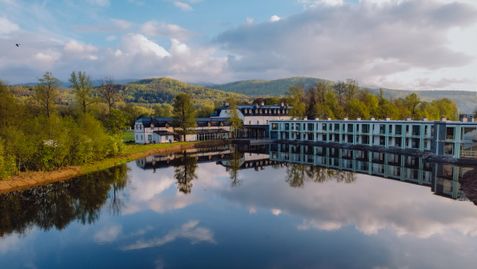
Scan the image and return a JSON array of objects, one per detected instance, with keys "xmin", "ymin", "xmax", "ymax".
[
  {"xmin": 173, "ymin": 93, "xmax": 196, "ymax": 141},
  {"xmin": 0, "ymin": 82, "xmax": 23, "ymax": 129},
  {"xmin": 287, "ymin": 86, "xmax": 306, "ymax": 119},
  {"xmin": 69, "ymin": 71, "xmax": 93, "ymax": 114},
  {"xmin": 227, "ymin": 97, "xmax": 243, "ymax": 138},
  {"xmin": 403, "ymin": 93, "xmax": 421, "ymax": 119},
  {"xmin": 98, "ymin": 79, "xmax": 122, "ymax": 114},
  {"xmin": 35, "ymin": 72, "xmax": 59, "ymax": 118}
]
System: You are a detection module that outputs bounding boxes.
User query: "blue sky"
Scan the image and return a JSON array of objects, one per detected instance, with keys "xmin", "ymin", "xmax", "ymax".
[{"xmin": 1, "ymin": 0, "xmax": 477, "ymax": 91}]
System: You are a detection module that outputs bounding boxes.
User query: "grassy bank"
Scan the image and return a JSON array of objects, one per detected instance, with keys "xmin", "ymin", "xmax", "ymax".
[{"xmin": 0, "ymin": 141, "xmax": 226, "ymax": 194}]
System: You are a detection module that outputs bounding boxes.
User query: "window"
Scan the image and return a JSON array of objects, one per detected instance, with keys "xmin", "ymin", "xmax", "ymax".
[
  {"xmin": 446, "ymin": 127, "xmax": 455, "ymax": 140},
  {"xmin": 285, "ymin": 123, "xmax": 290, "ymax": 130},
  {"xmin": 412, "ymin": 125, "xmax": 420, "ymax": 136},
  {"xmin": 308, "ymin": 123, "xmax": 314, "ymax": 131},
  {"xmin": 395, "ymin": 125, "xmax": 402, "ymax": 135},
  {"xmin": 462, "ymin": 127, "xmax": 477, "ymax": 141},
  {"xmin": 444, "ymin": 142, "xmax": 454, "ymax": 155},
  {"xmin": 272, "ymin": 123, "xmax": 278, "ymax": 130},
  {"xmin": 347, "ymin": 124, "xmax": 353, "ymax": 132},
  {"xmin": 362, "ymin": 124, "xmax": 369, "ymax": 133}
]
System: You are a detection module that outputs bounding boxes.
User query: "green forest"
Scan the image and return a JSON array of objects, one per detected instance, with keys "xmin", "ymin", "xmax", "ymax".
[
  {"xmin": 0, "ymin": 74, "xmax": 461, "ymax": 180},
  {"xmin": 286, "ymin": 80, "xmax": 458, "ymax": 121}
]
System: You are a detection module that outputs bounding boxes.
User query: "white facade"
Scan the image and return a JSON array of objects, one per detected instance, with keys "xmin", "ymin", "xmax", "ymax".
[{"xmin": 215, "ymin": 106, "xmax": 291, "ymax": 126}]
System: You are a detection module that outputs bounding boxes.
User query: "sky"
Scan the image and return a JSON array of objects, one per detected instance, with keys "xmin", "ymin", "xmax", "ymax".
[{"xmin": 0, "ymin": 0, "xmax": 476, "ymax": 91}]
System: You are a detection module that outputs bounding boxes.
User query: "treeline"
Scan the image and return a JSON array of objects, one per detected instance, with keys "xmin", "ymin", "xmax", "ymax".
[
  {"xmin": 287, "ymin": 80, "xmax": 458, "ymax": 120},
  {"xmin": 0, "ymin": 72, "xmax": 131, "ymax": 179}
]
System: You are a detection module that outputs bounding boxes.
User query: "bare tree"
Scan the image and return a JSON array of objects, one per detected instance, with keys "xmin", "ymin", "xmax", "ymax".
[
  {"xmin": 35, "ymin": 72, "xmax": 59, "ymax": 118},
  {"xmin": 98, "ymin": 79, "xmax": 123, "ymax": 114}
]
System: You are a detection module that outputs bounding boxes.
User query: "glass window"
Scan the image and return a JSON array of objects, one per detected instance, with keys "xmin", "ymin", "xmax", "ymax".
[
  {"xmin": 462, "ymin": 127, "xmax": 477, "ymax": 141},
  {"xmin": 308, "ymin": 123, "xmax": 314, "ymax": 131},
  {"xmin": 395, "ymin": 125, "xmax": 402, "ymax": 134},
  {"xmin": 412, "ymin": 125, "xmax": 420, "ymax": 136},
  {"xmin": 444, "ymin": 142, "xmax": 454, "ymax": 155},
  {"xmin": 446, "ymin": 127, "xmax": 455, "ymax": 140}
]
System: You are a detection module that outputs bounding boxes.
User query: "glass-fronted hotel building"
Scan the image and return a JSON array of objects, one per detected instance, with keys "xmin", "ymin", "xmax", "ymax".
[{"xmin": 269, "ymin": 118, "xmax": 477, "ymax": 160}]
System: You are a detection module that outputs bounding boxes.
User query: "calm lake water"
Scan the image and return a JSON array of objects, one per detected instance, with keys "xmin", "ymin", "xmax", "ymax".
[{"xmin": 1, "ymin": 144, "xmax": 477, "ymax": 269}]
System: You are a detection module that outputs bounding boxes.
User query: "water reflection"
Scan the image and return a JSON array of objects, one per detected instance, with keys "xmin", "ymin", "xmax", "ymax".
[
  {"xmin": 1, "ymin": 144, "xmax": 477, "ymax": 269},
  {"xmin": 0, "ymin": 165, "xmax": 128, "ymax": 237}
]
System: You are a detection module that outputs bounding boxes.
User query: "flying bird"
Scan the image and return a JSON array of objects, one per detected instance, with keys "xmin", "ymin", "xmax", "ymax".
[{"xmin": 15, "ymin": 43, "xmax": 20, "ymax": 47}]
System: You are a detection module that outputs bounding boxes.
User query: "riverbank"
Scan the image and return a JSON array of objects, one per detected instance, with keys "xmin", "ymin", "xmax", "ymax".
[{"xmin": 0, "ymin": 140, "xmax": 227, "ymax": 194}]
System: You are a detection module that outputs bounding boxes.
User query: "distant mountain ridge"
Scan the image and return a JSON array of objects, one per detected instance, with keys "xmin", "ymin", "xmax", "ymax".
[
  {"xmin": 211, "ymin": 77, "xmax": 331, "ymax": 96},
  {"xmin": 123, "ymin": 77, "xmax": 247, "ymax": 104},
  {"xmin": 209, "ymin": 77, "xmax": 477, "ymax": 113}
]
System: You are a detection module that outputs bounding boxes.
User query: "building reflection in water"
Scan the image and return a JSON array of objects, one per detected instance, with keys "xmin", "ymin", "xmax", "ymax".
[
  {"xmin": 137, "ymin": 143, "xmax": 477, "ymax": 201},
  {"xmin": 269, "ymin": 143, "xmax": 474, "ymax": 200}
]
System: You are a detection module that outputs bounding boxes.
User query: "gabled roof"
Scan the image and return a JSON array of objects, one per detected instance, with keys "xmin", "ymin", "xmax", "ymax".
[
  {"xmin": 136, "ymin": 116, "xmax": 231, "ymax": 127},
  {"xmin": 214, "ymin": 104, "xmax": 291, "ymax": 116}
]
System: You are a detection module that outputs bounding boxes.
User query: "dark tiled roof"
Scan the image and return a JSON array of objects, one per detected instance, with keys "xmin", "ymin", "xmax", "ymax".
[
  {"xmin": 214, "ymin": 104, "xmax": 291, "ymax": 116},
  {"xmin": 136, "ymin": 116, "xmax": 231, "ymax": 127}
]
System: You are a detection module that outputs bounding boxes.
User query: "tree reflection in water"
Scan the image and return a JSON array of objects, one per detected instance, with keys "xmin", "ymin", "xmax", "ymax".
[
  {"xmin": 286, "ymin": 164, "xmax": 356, "ymax": 188},
  {"xmin": 0, "ymin": 164, "xmax": 128, "ymax": 238},
  {"xmin": 173, "ymin": 152, "xmax": 198, "ymax": 194},
  {"xmin": 229, "ymin": 145, "xmax": 242, "ymax": 187}
]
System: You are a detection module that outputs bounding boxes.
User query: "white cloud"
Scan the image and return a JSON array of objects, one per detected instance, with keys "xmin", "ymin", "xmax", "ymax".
[
  {"xmin": 216, "ymin": 0, "xmax": 477, "ymax": 90},
  {"xmin": 94, "ymin": 225, "xmax": 122, "ymax": 243},
  {"xmin": 173, "ymin": 0, "xmax": 192, "ymax": 11},
  {"xmin": 122, "ymin": 33, "xmax": 171, "ymax": 58},
  {"xmin": 111, "ymin": 19, "xmax": 132, "ymax": 31},
  {"xmin": 270, "ymin": 15, "xmax": 281, "ymax": 22},
  {"xmin": 0, "ymin": 233, "xmax": 21, "ymax": 253},
  {"xmin": 0, "ymin": 17, "xmax": 19, "ymax": 34},
  {"xmin": 141, "ymin": 21, "xmax": 191, "ymax": 40},
  {"xmin": 298, "ymin": 0, "xmax": 344, "ymax": 8},
  {"xmin": 122, "ymin": 220, "xmax": 215, "ymax": 250}
]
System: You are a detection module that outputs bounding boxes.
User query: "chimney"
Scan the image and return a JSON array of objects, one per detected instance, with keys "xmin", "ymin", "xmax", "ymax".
[
  {"xmin": 371, "ymin": 117, "xmax": 376, "ymax": 121},
  {"xmin": 406, "ymin": 117, "xmax": 412, "ymax": 121},
  {"xmin": 441, "ymin": 117, "xmax": 447, "ymax": 122},
  {"xmin": 280, "ymin": 102, "xmax": 284, "ymax": 107},
  {"xmin": 315, "ymin": 118, "xmax": 320, "ymax": 121},
  {"xmin": 357, "ymin": 118, "xmax": 361, "ymax": 121},
  {"xmin": 385, "ymin": 117, "xmax": 390, "ymax": 121},
  {"xmin": 422, "ymin": 118, "xmax": 428, "ymax": 121},
  {"xmin": 344, "ymin": 117, "xmax": 348, "ymax": 121},
  {"xmin": 261, "ymin": 101, "xmax": 265, "ymax": 106}
]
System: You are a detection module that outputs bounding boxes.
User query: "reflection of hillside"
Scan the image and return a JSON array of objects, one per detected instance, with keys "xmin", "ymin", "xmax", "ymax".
[{"xmin": 0, "ymin": 165, "xmax": 128, "ymax": 238}]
